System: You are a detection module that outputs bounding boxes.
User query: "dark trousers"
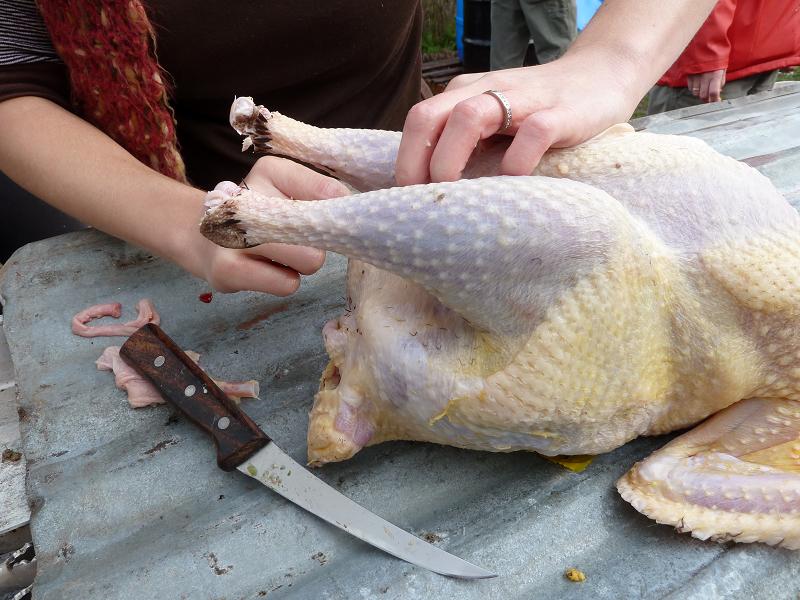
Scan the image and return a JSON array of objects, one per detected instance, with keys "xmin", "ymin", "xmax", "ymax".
[
  {"xmin": 647, "ymin": 70, "xmax": 780, "ymax": 115},
  {"xmin": 490, "ymin": 0, "xmax": 577, "ymax": 69}
]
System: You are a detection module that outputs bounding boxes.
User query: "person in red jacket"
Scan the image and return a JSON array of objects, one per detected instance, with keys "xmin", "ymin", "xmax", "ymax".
[{"xmin": 648, "ymin": 0, "xmax": 800, "ymax": 114}]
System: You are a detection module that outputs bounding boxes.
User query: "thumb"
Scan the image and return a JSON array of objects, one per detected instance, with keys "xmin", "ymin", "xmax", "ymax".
[{"xmin": 247, "ymin": 156, "xmax": 350, "ymax": 201}]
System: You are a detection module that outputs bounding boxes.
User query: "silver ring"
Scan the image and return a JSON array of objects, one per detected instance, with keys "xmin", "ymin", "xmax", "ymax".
[{"xmin": 484, "ymin": 90, "xmax": 512, "ymax": 132}]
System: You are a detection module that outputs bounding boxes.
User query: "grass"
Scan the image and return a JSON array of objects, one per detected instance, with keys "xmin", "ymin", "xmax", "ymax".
[
  {"xmin": 422, "ymin": 21, "xmax": 457, "ymax": 57},
  {"xmin": 421, "ymin": 0, "xmax": 457, "ymax": 58},
  {"xmin": 778, "ymin": 66, "xmax": 800, "ymax": 81}
]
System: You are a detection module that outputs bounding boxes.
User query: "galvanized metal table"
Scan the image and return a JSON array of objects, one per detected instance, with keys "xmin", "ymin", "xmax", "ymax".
[{"xmin": 1, "ymin": 83, "xmax": 799, "ymax": 600}]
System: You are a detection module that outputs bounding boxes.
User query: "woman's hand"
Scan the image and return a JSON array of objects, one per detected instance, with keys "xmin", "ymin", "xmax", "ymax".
[
  {"xmin": 192, "ymin": 156, "xmax": 350, "ymax": 296},
  {"xmin": 396, "ymin": 55, "xmax": 638, "ymax": 184},
  {"xmin": 395, "ymin": 0, "xmax": 720, "ymax": 185}
]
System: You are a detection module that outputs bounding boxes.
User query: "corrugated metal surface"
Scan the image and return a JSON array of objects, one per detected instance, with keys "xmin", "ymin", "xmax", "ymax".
[
  {"xmin": 2, "ymin": 85, "xmax": 800, "ymax": 600},
  {"xmin": 0, "ymin": 317, "xmax": 29, "ymax": 539}
]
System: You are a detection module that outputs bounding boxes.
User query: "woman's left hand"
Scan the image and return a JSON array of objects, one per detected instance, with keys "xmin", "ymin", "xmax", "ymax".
[{"xmin": 395, "ymin": 55, "xmax": 639, "ymax": 185}]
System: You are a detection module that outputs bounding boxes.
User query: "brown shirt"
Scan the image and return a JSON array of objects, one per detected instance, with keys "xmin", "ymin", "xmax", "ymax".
[{"xmin": 0, "ymin": 1, "xmax": 422, "ymax": 188}]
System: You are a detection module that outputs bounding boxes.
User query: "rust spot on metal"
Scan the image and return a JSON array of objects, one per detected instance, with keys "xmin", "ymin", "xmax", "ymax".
[
  {"xmin": 57, "ymin": 543, "xmax": 76, "ymax": 563},
  {"xmin": 421, "ymin": 532, "xmax": 443, "ymax": 544},
  {"xmin": 236, "ymin": 302, "xmax": 290, "ymax": 330},
  {"xmin": 204, "ymin": 552, "xmax": 233, "ymax": 575},
  {"xmin": 113, "ymin": 253, "xmax": 156, "ymax": 269},
  {"xmin": 143, "ymin": 438, "xmax": 178, "ymax": 455},
  {"xmin": 742, "ymin": 146, "xmax": 798, "ymax": 168},
  {"xmin": 2, "ymin": 448, "xmax": 22, "ymax": 462}
]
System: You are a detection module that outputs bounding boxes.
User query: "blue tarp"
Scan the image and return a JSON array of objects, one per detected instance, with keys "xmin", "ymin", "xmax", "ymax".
[{"xmin": 577, "ymin": 0, "xmax": 602, "ymax": 30}]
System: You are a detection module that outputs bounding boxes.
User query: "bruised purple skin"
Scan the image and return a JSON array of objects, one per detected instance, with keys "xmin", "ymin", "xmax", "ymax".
[
  {"xmin": 334, "ymin": 401, "xmax": 375, "ymax": 448},
  {"xmin": 658, "ymin": 455, "xmax": 796, "ymax": 514},
  {"xmin": 321, "ymin": 310, "xmax": 376, "ymax": 450}
]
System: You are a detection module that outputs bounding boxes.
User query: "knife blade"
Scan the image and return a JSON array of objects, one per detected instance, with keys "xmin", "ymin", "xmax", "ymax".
[{"xmin": 120, "ymin": 323, "xmax": 496, "ymax": 580}]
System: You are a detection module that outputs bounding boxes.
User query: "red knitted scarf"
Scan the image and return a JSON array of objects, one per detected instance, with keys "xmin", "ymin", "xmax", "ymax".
[{"xmin": 35, "ymin": 0, "xmax": 186, "ymax": 182}]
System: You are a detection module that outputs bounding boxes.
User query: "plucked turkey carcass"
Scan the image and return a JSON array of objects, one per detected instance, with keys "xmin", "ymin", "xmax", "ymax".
[{"xmin": 201, "ymin": 97, "xmax": 800, "ymax": 550}]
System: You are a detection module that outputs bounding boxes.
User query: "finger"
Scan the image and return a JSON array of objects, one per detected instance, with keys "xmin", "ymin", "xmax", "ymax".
[
  {"xmin": 395, "ymin": 100, "xmax": 447, "ymax": 185},
  {"xmin": 429, "ymin": 93, "xmax": 508, "ymax": 182},
  {"xmin": 709, "ymin": 72, "xmax": 724, "ymax": 102},
  {"xmin": 245, "ymin": 156, "xmax": 349, "ymax": 200},
  {"xmin": 247, "ymin": 243, "xmax": 326, "ymax": 275},
  {"xmin": 210, "ymin": 250, "xmax": 301, "ymax": 296},
  {"xmin": 687, "ymin": 76, "xmax": 697, "ymax": 96},
  {"xmin": 500, "ymin": 109, "xmax": 561, "ymax": 175},
  {"xmin": 396, "ymin": 83, "xmax": 502, "ymax": 185},
  {"xmin": 708, "ymin": 78, "xmax": 722, "ymax": 103},
  {"xmin": 699, "ymin": 76, "xmax": 711, "ymax": 103},
  {"xmin": 444, "ymin": 72, "xmax": 487, "ymax": 92}
]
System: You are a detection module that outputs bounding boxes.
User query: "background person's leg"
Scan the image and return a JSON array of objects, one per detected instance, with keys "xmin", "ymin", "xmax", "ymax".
[
  {"xmin": 646, "ymin": 84, "xmax": 703, "ymax": 115},
  {"xmin": 520, "ymin": 0, "xmax": 577, "ymax": 64},
  {"xmin": 749, "ymin": 70, "xmax": 780, "ymax": 94},
  {"xmin": 490, "ymin": 0, "xmax": 532, "ymax": 70},
  {"xmin": 720, "ymin": 71, "xmax": 779, "ymax": 100}
]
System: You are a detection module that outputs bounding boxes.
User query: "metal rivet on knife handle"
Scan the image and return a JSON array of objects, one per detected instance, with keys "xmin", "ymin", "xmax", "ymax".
[
  {"xmin": 217, "ymin": 417, "xmax": 230, "ymax": 430},
  {"xmin": 184, "ymin": 385, "xmax": 196, "ymax": 397},
  {"xmin": 154, "ymin": 355, "xmax": 165, "ymax": 367}
]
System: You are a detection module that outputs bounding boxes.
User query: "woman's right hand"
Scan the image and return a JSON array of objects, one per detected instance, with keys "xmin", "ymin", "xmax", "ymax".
[{"xmin": 189, "ymin": 156, "xmax": 350, "ymax": 296}]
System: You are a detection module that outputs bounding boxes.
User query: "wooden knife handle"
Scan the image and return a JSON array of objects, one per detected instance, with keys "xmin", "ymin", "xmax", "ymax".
[{"xmin": 120, "ymin": 323, "xmax": 270, "ymax": 471}]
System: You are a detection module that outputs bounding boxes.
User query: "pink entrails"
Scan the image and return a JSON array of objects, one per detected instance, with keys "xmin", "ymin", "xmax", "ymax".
[
  {"xmin": 72, "ymin": 299, "xmax": 161, "ymax": 337},
  {"xmin": 96, "ymin": 347, "xmax": 260, "ymax": 408},
  {"xmin": 215, "ymin": 379, "xmax": 260, "ymax": 401}
]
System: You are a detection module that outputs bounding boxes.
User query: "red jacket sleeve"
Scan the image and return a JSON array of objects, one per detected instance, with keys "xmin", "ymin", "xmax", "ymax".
[
  {"xmin": 676, "ymin": 0, "xmax": 738, "ymax": 74},
  {"xmin": 657, "ymin": 0, "xmax": 738, "ymax": 86}
]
